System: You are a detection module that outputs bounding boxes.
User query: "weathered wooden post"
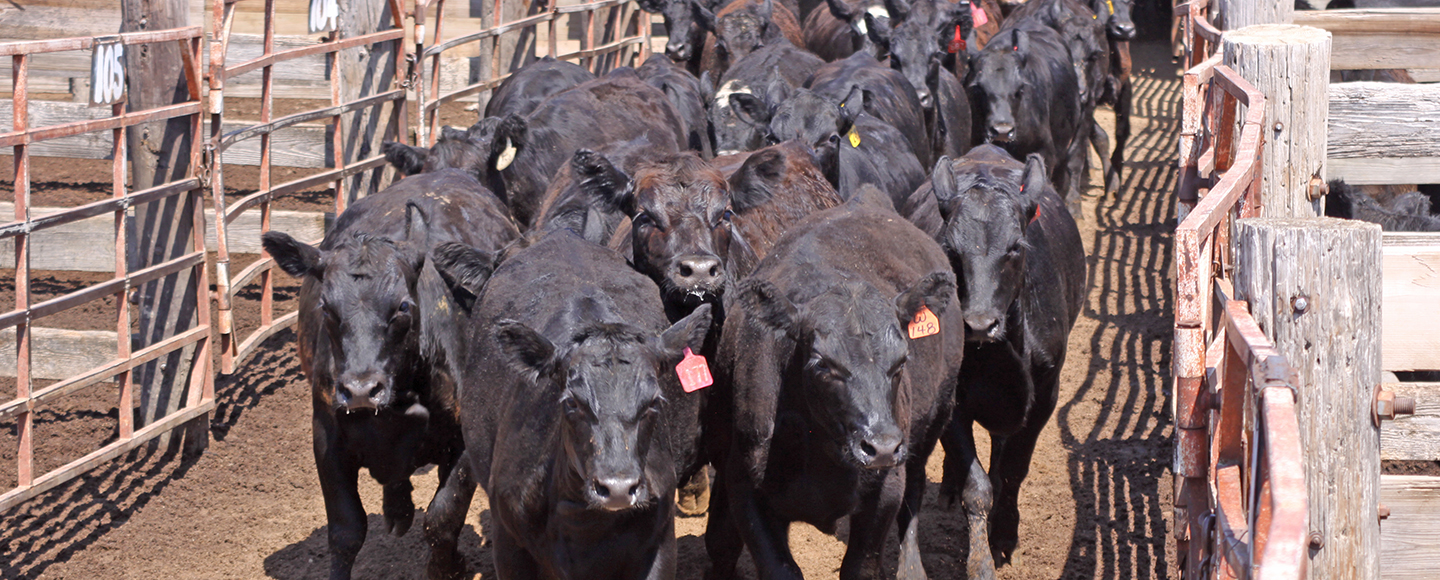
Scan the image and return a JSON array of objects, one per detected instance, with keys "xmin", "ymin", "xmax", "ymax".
[
  {"xmin": 1223, "ymin": 25, "xmax": 1330, "ymax": 218},
  {"xmin": 338, "ymin": 0, "xmax": 399, "ymax": 201},
  {"xmin": 1236, "ymin": 217, "xmax": 1382, "ymax": 580},
  {"xmin": 1216, "ymin": 0, "xmax": 1293, "ymax": 30}
]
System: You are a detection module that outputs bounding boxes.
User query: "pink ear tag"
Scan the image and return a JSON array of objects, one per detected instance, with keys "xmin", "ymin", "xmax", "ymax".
[
  {"xmin": 971, "ymin": 2, "xmax": 989, "ymax": 27},
  {"xmin": 677, "ymin": 347, "xmax": 713, "ymax": 393}
]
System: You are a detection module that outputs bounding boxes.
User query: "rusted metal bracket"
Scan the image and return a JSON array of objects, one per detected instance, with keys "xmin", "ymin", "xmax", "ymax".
[
  {"xmin": 1373, "ymin": 384, "xmax": 1417, "ymax": 427},
  {"xmin": 398, "ymin": 53, "xmax": 419, "ymax": 90},
  {"xmin": 1307, "ymin": 174, "xmax": 1328, "ymax": 201},
  {"xmin": 197, "ymin": 142, "xmax": 217, "ymax": 188}
]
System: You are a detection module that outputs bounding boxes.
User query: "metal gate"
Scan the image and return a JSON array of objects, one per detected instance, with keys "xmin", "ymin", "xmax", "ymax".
[{"xmin": 0, "ymin": 25, "xmax": 214, "ymax": 512}]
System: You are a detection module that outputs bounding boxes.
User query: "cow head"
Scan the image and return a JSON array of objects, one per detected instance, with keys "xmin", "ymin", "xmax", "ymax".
[
  {"xmin": 1051, "ymin": 4, "xmax": 1108, "ymax": 104},
  {"xmin": 966, "ymin": 28, "xmax": 1030, "ymax": 145},
  {"xmin": 713, "ymin": 0, "xmax": 773, "ymax": 65},
  {"xmin": 1091, "ymin": 0, "xmax": 1135, "ymax": 40},
  {"xmin": 383, "ymin": 121, "xmax": 499, "ymax": 182},
  {"xmin": 738, "ymin": 272, "xmax": 954, "ymax": 468},
  {"xmin": 732, "ymin": 83, "xmax": 865, "ymax": 155},
  {"xmin": 929, "ymin": 151, "xmax": 1044, "ymax": 344},
  {"xmin": 708, "ymin": 67, "xmax": 791, "ymax": 156},
  {"xmin": 493, "ymin": 303, "xmax": 712, "ymax": 511},
  {"xmin": 262, "ymin": 204, "xmax": 497, "ymax": 413},
  {"xmin": 865, "ymin": 0, "xmax": 972, "ymax": 110},
  {"xmin": 640, "ymin": 0, "xmax": 716, "ymax": 63}
]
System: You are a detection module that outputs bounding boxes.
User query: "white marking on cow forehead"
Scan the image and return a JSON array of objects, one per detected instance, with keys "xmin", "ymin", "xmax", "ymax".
[
  {"xmin": 866, "ymin": 6, "xmax": 889, "ymax": 19},
  {"xmin": 713, "ymin": 79, "xmax": 752, "ymax": 111}
]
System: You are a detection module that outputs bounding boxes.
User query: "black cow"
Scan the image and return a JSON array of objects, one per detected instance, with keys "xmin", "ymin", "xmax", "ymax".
[
  {"xmin": 387, "ymin": 69, "xmax": 686, "ymax": 230},
  {"xmin": 638, "ymin": 53, "xmax": 715, "ymax": 158},
  {"xmin": 261, "ymin": 169, "xmax": 520, "ymax": 580},
  {"xmin": 1326, "ymin": 179, "xmax": 1440, "ymax": 231},
  {"xmin": 967, "ymin": 22, "xmax": 1085, "ymax": 215},
  {"xmin": 638, "ymin": 0, "xmax": 726, "ymax": 74},
  {"xmin": 531, "ymin": 135, "xmax": 679, "ymax": 245},
  {"xmin": 803, "ymin": 0, "xmax": 887, "ymax": 61},
  {"xmin": 901, "ymin": 145, "xmax": 1085, "ymax": 572},
  {"xmin": 808, "ymin": 50, "xmax": 933, "ymax": 167},
  {"xmin": 383, "ymin": 123, "xmax": 501, "ymax": 184},
  {"xmin": 703, "ymin": 43, "xmax": 825, "ymax": 155},
  {"xmin": 483, "ymin": 55, "xmax": 596, "ymax": 119},
  {"xmin": 704, "ymin": 187, "xmax": 962, "ymax": 580},
  {"xmin": 1091, "ymin": 0, "xmax": 1134, "ymax": 193},
  {"xmin": 732, "ymin": 80, "xmax": 925, "ymax": 206},
  {"xmin": 705, "ymin": 0, "xmax": 807, "ymax": 76},
  {"xmin": 456, "ymin": 230, "xmax": 713, "ymax": 580}
]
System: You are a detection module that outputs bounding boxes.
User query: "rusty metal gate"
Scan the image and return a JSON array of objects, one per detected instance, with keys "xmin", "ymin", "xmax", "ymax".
[
  {"xmin": 1172, "ymin": 1, "xmax": 1308, "ymax": 578},
  {"xmin": 0, "ymin": 26, "xmax": 214, "ymax": 512}
]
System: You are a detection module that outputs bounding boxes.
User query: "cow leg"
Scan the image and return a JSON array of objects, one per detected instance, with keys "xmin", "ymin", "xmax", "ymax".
[
  {"xmin": 316, "ymin": 433, "xmax": 366, "ymax": 580},
  {"xmin": 492, "ymin": 522, "xmax": 541, "ymax": 580},
  {"xmin": 643, "ymin": 511, "xmax": 679, "ymax": 580},
  {"xmin": 839, "ymin": 468, "xmax": 905, "ymax": 580},
  {"xmin": 1065, "ymin": 135, "xmax": 1089, "ymax": 218},
  {"xmin": 1091, "ymin": 120, "xmax": 1114, "ymax": 195},
  {"xmin": 702, "ymin": 471, "xmax": 744, "ymax": 580},
  {"xmin": 677, "ymin": 467, "xmax": 711, "ymax": 516},
  {"xmin": 1108, "ymin": 44, "xmax": 1132, "ymax": 195},
  {"xmin": 382, "ymin": 478, "xmax": 416, "ymax": 537},
  {"xmin": 942, "ymin": 407, "xmax": 997, "ymax": 579},
  {"xmin": 424, "ymin": 455, "xmax": 477, "ymax": 580},
  {"xmin": 720, "ymin": 461, "xmax": 801, "ymax": 580},
  {"xmin": 987, "ymin": 366, "xmax": 1060, "ymax": 566}
]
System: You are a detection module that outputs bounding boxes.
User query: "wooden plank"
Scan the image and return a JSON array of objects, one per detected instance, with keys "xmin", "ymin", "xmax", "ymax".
[
  {"xmin": 1236, "ymin": 218, "xmax": 1383, "ymax": 580},
  {"xmin": 0, "ymin": 326, "xmax": 117, "ymax": 381},
  {"xmin": 0, "ymin": 202, "xmax": 329, "ymax": 272},
  {"xmin": 1380, "ymin": 474, "xmax": 1440, "ymax": 580},
  {"xmin": 1329, "ymin": 82, "xmax": 1440, "ymax": 159},
  {"xmin": 1215, "ymin": 0, "xmax": 1293, "ymax": 30},
  {"xmin": 1329, "ymin": 157, "xmax": 1440, "ymax": 186},
  {"xmin": 0, "ymin": 100, "xmax": 330, "ymax": 167},
  {"xmin": 1380, "ymin": 382, "xmax": 1440, "ymax": 461},
  {"xmin": 1382, "ymin": 232, "xmax": 1440, "ymax": 372},
  {"xmin": 1295, "ymin": 9, "xmax": 1440, "ymax": 70},
  {"xmin": 1408, "ymin": 69, "xmax": 1440, "ymax": 83}
]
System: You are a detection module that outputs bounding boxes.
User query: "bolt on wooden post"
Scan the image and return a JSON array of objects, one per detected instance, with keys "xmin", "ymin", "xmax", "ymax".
[
  {"xmin": 1236, "ymin": 217, "xmax": 1382, "ymax": 580},
  {"xmin": 1223, "ymin": 24, "xmax": 1331, "ymax": 218}
]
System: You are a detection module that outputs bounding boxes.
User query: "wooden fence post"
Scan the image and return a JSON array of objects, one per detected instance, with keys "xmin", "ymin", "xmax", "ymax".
[
  {"xmin": 1223, "ymin": 25, "xmax": 1330, "ymax": 219},
  {"xmin": 1236, "ymin": 217, "xmax": 1382, "ymax": 580},
  {"xmin": 1216, "ymin": 0, "xmax": 1293, "ymax": 30},
  {"xmin": 121, "ymin": 0, "xmax": 204, "ymax": 452},
  {"xmin": 338, "ymin": 0, "xmax": 399, "ymax": 202}
]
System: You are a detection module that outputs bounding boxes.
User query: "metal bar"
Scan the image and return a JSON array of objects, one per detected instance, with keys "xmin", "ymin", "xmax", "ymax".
[
  {"xmin": 217, "ymin": 90, "xmax": 403, "ymax": 151},
  {"xmin": 330, "ymin": 28, "xmax": 346, "ymax": 216},
  {"xmin": 0, "ymin": 102, "xmax": 203, "ymax": 149},
  {"xmin": 111, "ymin": 95, "xmax": 131, "ymax": 442},
  {"xmin": 12, "ymin": 51, "xmax": 32, "ymax": 489},
  {"xmin": 422, "ymin": 37, "xmax": 645, "ymax": 111},
  {"xmin": 223, "ymin": 29, "xmax": 405, "ymax": 79},
  {"xmin": 0, "ymin": 178, "xmax": 199, "ymax": 241},
  {"xmin": 0, "ymin": 401, "xmax": 215, "ymax": 514},
  {"xmin": 227, "ymin": 155, "xmax": 388, "ymax": 222},
  {"xmin": 0, "ymin": 27, "xmax": 203, "ymax": 57},
  {"xmin": 232, "ymin": 310, "xmax": 300, "ymax": 371},
  {"xmin": 422, "ymin": 0, "xmax": 634, "ymax": 58}
]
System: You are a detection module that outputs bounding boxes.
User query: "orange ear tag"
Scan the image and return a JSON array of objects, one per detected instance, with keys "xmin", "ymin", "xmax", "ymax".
[
  {"xmin": 907, "ymin": 305, "xmax": 940, "ymax": 339},
  {"xmin": 677, "ymin": 347, "xmax": 713, "ymax": 392}
]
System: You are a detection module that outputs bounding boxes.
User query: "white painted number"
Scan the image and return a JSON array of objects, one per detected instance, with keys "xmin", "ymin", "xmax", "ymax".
[
  {"xmin": 310, "ymin": 0, "xmax": 339, "ymax": 34},
  {"xmin": 90, "ymin": 40, "xmax": 126, "ymax": 106}
]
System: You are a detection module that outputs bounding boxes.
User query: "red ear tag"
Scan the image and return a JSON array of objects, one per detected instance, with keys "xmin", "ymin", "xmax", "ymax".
[
  {"xmin": 1030, "ymin": 205, "xmax": 1041, "ymax": 224},
  {"xmin": 971, "ymin": 2, "xmax": 989, "ymax": 27},
  {"xmin": 948, "ymin": 24, "xmax": 966, "ymax": 53},
  {"xmin": 907, "ymin": 305, "xmax": 940, "ymax": 339},
  {"xmin": 677, "ymin": 347, "xmax": 713, "ymax": 393}
]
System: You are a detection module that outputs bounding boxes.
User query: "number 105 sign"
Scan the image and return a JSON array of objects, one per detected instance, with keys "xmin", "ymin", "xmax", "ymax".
[{"xmin": 90, "ymin": 36, "xmax": 126, "ymax": 106}]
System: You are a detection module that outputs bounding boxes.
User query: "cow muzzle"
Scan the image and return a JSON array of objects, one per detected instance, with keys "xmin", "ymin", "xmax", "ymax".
[
  {"xmin": 671, "ymin": 254, "xmax": 723, "ymax": 296},
  {"xmin": 1110, "ymin": 21, "xmax": 1137, "ymax": 41},
  {"xmin": 335, "ymin": 373, "xmax": 388, "ymax": 412},
  {"xmin": 590, "ymin": 475, "xmax": 646, "ymax": 511},
  {"xmin": 987, "ymin": 123, "xmax": 1016, "ymax": 144},
  {"xmin": 665, "ymin": 41, "xmax": 692, "ymax": 61},
  {"xmin": 852, "ymin": 424, "xmax": 905, "ymax": 469},
  {"xmin": 964, "ymin": 313, "xmax": 1005, "ymax": 343}
]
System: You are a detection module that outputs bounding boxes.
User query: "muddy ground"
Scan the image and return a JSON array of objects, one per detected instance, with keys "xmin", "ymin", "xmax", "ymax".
[{"xmin": 2, "ymin": 41, "xmax": 1181, "ymax": 579}]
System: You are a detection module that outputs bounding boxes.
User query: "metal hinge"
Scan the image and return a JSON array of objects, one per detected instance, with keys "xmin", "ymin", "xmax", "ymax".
[{"xmin": 398, "ymin": 53, "xmax": 420, "ymax": 90}]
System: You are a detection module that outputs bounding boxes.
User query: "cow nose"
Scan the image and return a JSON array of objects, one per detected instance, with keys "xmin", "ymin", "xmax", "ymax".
[
  {"xmin": 988, "ymin": 123, "xmax": 1015, "ymax": 143},
  {"xmin": 592, "ymin": 476, "xmax": 643, "ymax": 510},
  {"xmin": 966, "ymin": 314, "xmax": 1001, "ymax": 341},
  {"xmin": 855, "ymin": 428, "xmax": 905, "ymax": 469},
  {"xmin": 666, "ymin": 41, "xmax": 690, "ymax": 60},
  {"xmin": 916, "ymin": 89, "xmax": 933, "ymax": 110},
  {"xmin": 675, "ymin": 255, "xmax": 722, "ymax": 289},
  {"xmin": 337, "ymin": 376, "xmax": 385, "ymax": 411},
  {"xmin": 1112, "ymin": 22, "xmax": 1137, "ymax": 40}
]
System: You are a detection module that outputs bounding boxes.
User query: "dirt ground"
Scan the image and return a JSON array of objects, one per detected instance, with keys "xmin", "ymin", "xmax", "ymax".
[{"xmin": 1, "ymin": 41, "xmax": 1181, "ymax": 579}]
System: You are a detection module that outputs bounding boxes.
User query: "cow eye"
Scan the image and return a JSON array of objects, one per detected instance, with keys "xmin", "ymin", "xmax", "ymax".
[
  {"xmin": 644, "ymin": 397, "xmax": 665, "ymax": 417},
  {"xmin": 722, "ymin": 209, "xmax": 734, "ymax": 221},
  {"xmin": 562, "ymin": 396, "xmax": 583, "ymax": 418},
  {"xmin": 398, "ymin": 300, "xmax": 412, "ymax": 314},
  {"xmin": 633, "ymin": 212, "xmax": 655, "ymax": 229},
  {"xmin": 1007, "ymin": 242, "xmax": 1023, "ymax": 255}
]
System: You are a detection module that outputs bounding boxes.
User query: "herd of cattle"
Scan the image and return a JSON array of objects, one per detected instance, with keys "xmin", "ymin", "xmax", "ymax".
[{"xmin": 258, "ymin": 0, "xmax": 1137, "ymax": 578}]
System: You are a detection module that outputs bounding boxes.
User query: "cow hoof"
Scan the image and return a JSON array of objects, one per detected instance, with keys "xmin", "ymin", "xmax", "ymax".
[
  {"xmin": 938, "ymin": 479, "xmax": 962, "ymax": 509},
  {"xmin": 1106, "ymin": 172, "xmax": 1121, "ymax": 196},
  {"xmin": 676, "ymin": 470, "xmax": 711, "ymax": 516},
  {"xmin": 383, "ymin": 493, "xmax": 416, "ymax": 537},
  {"xmin": 385, "ymin": 511, "xmax": 414, "ymax": 537}
]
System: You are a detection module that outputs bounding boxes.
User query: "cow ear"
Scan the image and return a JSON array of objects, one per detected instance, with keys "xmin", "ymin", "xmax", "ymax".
[
  {"xmin": 930, "ymin": 156, "xmax": 957, "ymax": 203},
  {"xmin": 693, "ymin": 0, "xmax": 718, "ymax": 32},
  {"xmin": 812, "ymin": 135, "xmax": 841, "ymax": 191},
  {"xmin": 635, "ymin": 0, "xmax": 665, "ymax": 13},
  {"xmin": 382, "ymin": 141, "xmax": 428, "ymax": 176},
  {"xmin": 699, "ymin": 71, "xmax": 715, "ymax": 107},
  {"xmin": 262, "ymin": 231, "xmax": 322, "ymax": 279},
  {"xmin": 730, "ymin": 93, "xmax": 772, "ymax": 129},
  {"xmin": 729, "ymin": 148, "xmax": 786, "ymax": 211},
  {"xmin": 862, "ymin": 12, "xmax": 891, "ymax": 48},
  {"xmin": 495, "ymin": 320, "xmax": 557, "ymax": 377},
  {"xmin": 404, "ymin": 201, "xmax": 431, "ymax": 250},
  {"xmin": 572, "ymin": 149, "xmax": 637, "ymax": 216},
  {"xmin": 1020, "ymin": 153, "xmax": 1048, "ymax": 199},
  {"xmin": 440, "ymin": 125, "xmax": 468, "ymax": 142},
  {"xmin": 825, "ymin": 0, "xmax": 858, "ymax": 21},
  {"xmin": 493, "ymin": 114, "xmax": 528, "ymax": 171},
  {"xmin": 756, "ymin": 0, "xmax": 773, "ymax": 26},
  {"xmin": 658, "ymin": 303, "xmax": 713, "ymax": 359},
  {"xmin": 764, "ymin": 67, "xmax": 791, "ymax": 105},
  {"xmin": 838, "ymin": 85, "xmax": 865, "ymax": 125},
  {"xmin": 726, "ymin": 223, "xmax": 761, "ymax": 280},
  {"xmin": 894, "ymin": 271, "xmax": 956, "ymax": 327},
  {"xmin": 738, "ymin": 278, "xmax": 802, "ymax": 337},
  {"xmin": 883, "ymin": 0, "xmax": 911, "ymax": 22},
  {"xmin": 430, "ymin": 242, "xmax": 496, "ymax": 308}
]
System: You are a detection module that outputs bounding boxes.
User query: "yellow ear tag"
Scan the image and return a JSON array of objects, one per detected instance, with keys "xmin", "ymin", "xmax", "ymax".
[
  {"xmin": 495, "ymin": 138, "xmax": 516, "ymax": 171},
  {"xmin": 848, "ymin": 128, "xmax": 861, "ymax": 148},
  {"xmin": 1106, "ymin": 0, "xmax": 1114, "ymax": 14}
]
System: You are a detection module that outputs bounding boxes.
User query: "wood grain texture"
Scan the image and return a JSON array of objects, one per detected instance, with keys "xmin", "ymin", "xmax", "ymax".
[
  {"xmin": 1379, "ymin": 383, "xmax": 1440, "ymax": 461},
  {"xmin": 1235, "ymin": 217, "xmax": 1382, "ymax": 580},
  {"xmin": 1295, "ymin": 9, "xmax": 1440, "ymax": 70},
  {"xmin": 1329, "ymin": 82, "xmax": 1440, "ymax": 160},
  {"xmin": 1329, "ymin": 157, "xmax": 1440, "ymax": 186},
  {"xmin": 0, "ymin": 327, "xmax": 117, "ymax": 381},
  {"xmin": 1224, "ymin": 25, "xmax": 1330, "ymax": 219},
  {"xmin": 1381, "ymin": 233, "xmax": 1440, "ymax": 372},
  {"xmin": 1216, "ymin": 0, "xmax": 1293, "ymax": 30},
  {"xmin": 1380, "ymin": 474, "xmax": 1440, "ymax": 580}
]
